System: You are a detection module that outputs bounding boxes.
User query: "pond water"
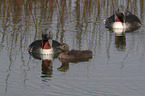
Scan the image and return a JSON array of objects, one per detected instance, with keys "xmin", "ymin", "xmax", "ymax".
[{"xmin": 0, "ymin": 0, "xmax": 145, "ymax": 96}]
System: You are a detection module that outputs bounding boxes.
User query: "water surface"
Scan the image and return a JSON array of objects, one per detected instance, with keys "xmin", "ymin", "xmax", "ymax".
[{"xmin": 0, "ymin": 0, "xmax": 145, "ymax": 96}]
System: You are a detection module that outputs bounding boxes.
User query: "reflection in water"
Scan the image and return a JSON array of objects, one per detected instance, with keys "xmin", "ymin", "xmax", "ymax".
[
  {"xmin": 113, "ymin": 28, "xmax": 126, "ymax": 51},
  {"xmin": 1, "ymin": 0, "xmax": 142, "ymax": 77},
  {"xmin": 41, "ymin": 53, "xmax": 53, "ymax": 77},
  {"xmin": 41, "ymin": 59, "xmax": 53, "ymax": 77},
  {"xmin": 0, "ymin": 1, "xmax": 145, "ymax": 96},
  {"xmin": 57, "ymin": 59, "xmax": 69, "ymax": 72},
  {"xmin": 58, "ymin": 58, "xmax": 92, "ymax": 72},
  {"xmin": 0, "ymin": 0, "xmax": 143, "ymax": 62},
  {"xmin": 115, "ymin": 33, "xmax": 126, "ymax": 51}
]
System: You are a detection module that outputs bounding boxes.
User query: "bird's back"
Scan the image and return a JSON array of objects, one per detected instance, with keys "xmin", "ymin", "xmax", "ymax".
[{"xmin": 59, "ymin": 50, "xmax": 92, "ymax": 60}]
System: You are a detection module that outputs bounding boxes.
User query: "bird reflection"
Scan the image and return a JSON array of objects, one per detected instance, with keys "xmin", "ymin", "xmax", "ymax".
[
  {"xmin": 57, "ymin": 58, "xmax": 92, "ymax": 72},
  {"xmin": 114, "ymin": 30, "xmax": 126, "ymax": 51},
  {"xmin": 41, "ymin": 59, "xmax": 53, "ymax": 77},
  {"xmin": 57, "ymin": 59, "xmax": 69, "ymax": 72},
  {"xmin": 41, "ymin": 54, "xmax": 53, "ymax": 77}
]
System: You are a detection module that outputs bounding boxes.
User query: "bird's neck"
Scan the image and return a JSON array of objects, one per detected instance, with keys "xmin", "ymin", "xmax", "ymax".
[{"xmin": 42, "ymin": 40, "xmax": 52, "ymax": 49}]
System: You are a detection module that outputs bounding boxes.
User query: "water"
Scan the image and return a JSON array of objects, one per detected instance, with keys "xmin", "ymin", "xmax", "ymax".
[{"xmin": 0, "ymin": 0, "xmax": 145, "ymax": 96}]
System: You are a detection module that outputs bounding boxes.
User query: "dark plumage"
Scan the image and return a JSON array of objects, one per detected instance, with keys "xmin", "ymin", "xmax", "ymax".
[
  {"xmin": 28, "ymin": 29, "xmax": 62, "ymax": 59},
  {"xmin": 28, "ymin": 40, "xmax": 62, "ymax": 59},
  {"xmin": 104, "ymin": 5, "xmax": 141, "ymax": 32}
]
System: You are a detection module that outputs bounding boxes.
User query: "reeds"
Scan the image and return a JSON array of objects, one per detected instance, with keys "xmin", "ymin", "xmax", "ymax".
[
  {"xmin": 0, "ymin": 0, "xmax": 144, "ymax": 61},
  {"xmin": 1, "ymin": 0, "xmax": 144, "ymax": 30}
]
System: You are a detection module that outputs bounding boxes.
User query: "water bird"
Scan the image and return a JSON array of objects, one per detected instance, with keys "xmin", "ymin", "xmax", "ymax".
[
  {"xmin": 104, "ymin": 5, "xmax": 141, "ymax": 32},
  {"xmin": 58, "ymin": 43, "xmax": 92, "ymax": 61},
  {"xmin": 28, "ymin": 28, "xmax": 62, "ymax": 59}
]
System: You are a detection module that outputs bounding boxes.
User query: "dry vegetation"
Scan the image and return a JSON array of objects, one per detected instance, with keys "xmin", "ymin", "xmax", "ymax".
[{"xmin": 0, "ymin": 0, "xmax": 144, "ymax": 59}]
